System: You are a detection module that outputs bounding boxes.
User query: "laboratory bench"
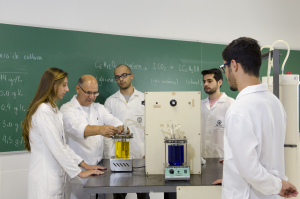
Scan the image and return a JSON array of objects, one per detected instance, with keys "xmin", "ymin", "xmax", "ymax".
[{"xmin": 83, "ymin": 158, "xmax": 223, "ymax": 199}]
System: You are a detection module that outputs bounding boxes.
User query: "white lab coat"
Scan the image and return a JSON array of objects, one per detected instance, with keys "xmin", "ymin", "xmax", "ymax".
[
  {"xmin": 28, "ymin": 103, "xmax": 82, "ymax": 199},
  {"xmin": 222, "ymin": 84, "xmax": 287, "ymax": 199},
  {"xmin": 201, "ymin": 93, "xmax": 235, "ymax": 158},
  {"xmin": 104, "ymin": 88, "xmax": 145, "ymax": 159},
  {"xmin": 60, "ymin": 95, "xmax": 122, "ymax": 199}
]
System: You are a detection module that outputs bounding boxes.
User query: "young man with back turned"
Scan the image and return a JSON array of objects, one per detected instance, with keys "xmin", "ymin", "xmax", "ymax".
[{"xmin": 220, "ymin": 37, "xmax": 298, "ymax": 199}]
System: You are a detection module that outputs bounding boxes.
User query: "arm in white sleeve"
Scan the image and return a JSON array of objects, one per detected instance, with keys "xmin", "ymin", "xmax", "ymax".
[
  {"xmin": 103, "ymin": 99, "xmax": 119, "ymax": 158},
  {"xmin": 65, "ymin": 143, "xmax": 83, "ymax": 165},
  {"xmin": 103, "ymin": 137, "xmax": 115, "ymax": 159},
  {"xmin": 35, "ymin": 106, "xmax": 81, "ymax": 178},
  {"xmin": 98, "ymin": 104, "xmax": 123, "ymax": 127},
  {"xmin": 61, "ymin": 105, "xmax": 89, "ymax": 139},
  {"xmin": 104, "ymin": 98, "xmax": 113, "ymax": 114},
  {"xmin": 226, "ymin": 113, "xmax": 282, "ymax": 195}
]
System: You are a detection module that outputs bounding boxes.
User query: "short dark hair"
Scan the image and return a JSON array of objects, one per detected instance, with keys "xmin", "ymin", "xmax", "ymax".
[
  {"xmin": 78, "ymin": 77, "xmax": 83, "ymax": 86},
  {"xmin": 222, "ymin": 37, "xmax": 261, "ymax": 77},
  {"xmin": 201, "ymin": 68, "xmax": 223, "ymax": 82}
]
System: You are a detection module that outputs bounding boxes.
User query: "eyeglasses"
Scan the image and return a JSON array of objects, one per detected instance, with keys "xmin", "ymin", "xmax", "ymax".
[
  {"xmin": 78, "ymin": 84, "xmax": 99, "ymax": 96},
  {"xmin": 219, "ymin": 60, "xmax": 239, "ymax": 73},
  {"xmin": 114, "ymin": 73, "xmax": 131, "ymax": 81}
]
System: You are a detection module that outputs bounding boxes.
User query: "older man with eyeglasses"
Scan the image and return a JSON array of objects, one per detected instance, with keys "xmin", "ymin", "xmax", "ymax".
[
  {"xmin": 60, "ymin": 75, "xmax": 125, "ymax": 199},
  {"xmin": 104, "ymin": 64, "xmax": 149, "ymax": 199}
]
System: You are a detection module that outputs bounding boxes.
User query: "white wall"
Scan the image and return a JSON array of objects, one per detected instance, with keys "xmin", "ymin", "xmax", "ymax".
[
  {"xmin": 0, "ymin": 0, "xmax": 300, "ymax": 198},
  {"xmin": 0, "ymin": 0, "xmax": 299, "ymax": 49},
  {"xmin": 0, "ymin": 152, "xmax": 30, "ymax": 199}
]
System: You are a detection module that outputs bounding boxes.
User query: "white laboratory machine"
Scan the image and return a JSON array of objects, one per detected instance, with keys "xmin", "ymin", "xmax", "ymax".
[
  {"xmin": 145, "ymin": 91, "xmax": 201, "ymax": 175},
  {"xmin": 262, "ymin": 74, "xmax": 300, "ymax": 195}
]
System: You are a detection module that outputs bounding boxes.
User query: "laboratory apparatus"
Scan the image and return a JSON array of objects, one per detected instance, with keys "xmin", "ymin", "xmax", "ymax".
[
  {"xmin": 145, "ymin": 91, "xmax": 201, "ymax": 175},
  {"xmin": 261, "ymin": 40, "xmax": 299, "ymax": 198},
  {"xmin": 164, "ymin": 133, "xmax": 190, "ymax": 180},
  {"xmin": 110, "ymin": 118, "xmax": 145, "ymax": 172},
  {"xmin": 110, "ymin": 133, "xmax": 133, "ymax": 172}
]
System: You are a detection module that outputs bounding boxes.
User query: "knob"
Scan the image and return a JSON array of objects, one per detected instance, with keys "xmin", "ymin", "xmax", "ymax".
[
  {"xmin": 169, "ymin": 169, "xmax": 174, "ymax": 174},
  {"xmin": 170, "ymin": 99, "xmax": 177, "ymax": 107}
]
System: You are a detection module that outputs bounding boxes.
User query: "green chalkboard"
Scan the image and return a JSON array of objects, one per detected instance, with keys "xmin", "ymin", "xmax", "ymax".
[
  {"xmin": 0, "ymin": 23, "xmax": 204, "ymax": 153},
  {"xmin": 1, "ymin": 23, "xmax": 300, "ymax": 153}
]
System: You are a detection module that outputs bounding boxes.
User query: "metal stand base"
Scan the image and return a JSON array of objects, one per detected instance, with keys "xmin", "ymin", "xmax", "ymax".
[{"xmin": 110, "ymin": 158, "xmax": 133, "ymax": 172}]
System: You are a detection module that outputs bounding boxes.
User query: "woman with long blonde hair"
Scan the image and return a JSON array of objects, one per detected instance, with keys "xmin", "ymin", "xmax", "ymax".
[{"xmin": 22, "ymin": 68, "xmax": 104, "ymax": 199}]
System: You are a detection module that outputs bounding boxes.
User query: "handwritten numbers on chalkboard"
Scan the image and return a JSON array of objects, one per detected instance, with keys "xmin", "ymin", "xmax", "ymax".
[
  {"xmin": 2, "ymin": 135, "xmax": 13, "ymax": 145},
  {"xmin": 2, "ymin": 134, "xmax": 23, "ymax": 147},
  {"xmin": 153, "ymin": 63, "xmax": 167, "ymax": 71},
  {"xmin": 1, "ymin": 103, "xmax": 10, "ymax": 112},
  {"xmin": 0, "ymin": 74, "xmax": 7, "ymax": 81}
]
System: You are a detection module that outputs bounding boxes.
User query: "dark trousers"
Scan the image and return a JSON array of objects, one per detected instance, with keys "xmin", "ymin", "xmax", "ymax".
[{"xmin": 113, "ymin": 193, "xmax": 150, "ymax": 199}]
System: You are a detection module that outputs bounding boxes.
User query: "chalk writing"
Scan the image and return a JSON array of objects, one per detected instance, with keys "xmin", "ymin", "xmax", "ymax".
[
  {"xmin": 186, "ymin": 79, "xmax": 202, "ymax": 85},
  {"xmin": 151, "ymin": 78, "xmax": 179, "ymax": 87},
  {"xmin": 179, "ymin": 65, "xmax": 200, "ymax": 73},
  {"xmin": 24, "ymin": 53, "xmax": 42, "ymax": 60},
  {"xmin": 0, "ymin": 72, "xmax": 27, "ymax": 148},
  {"xmin": 95, "ymin": 76, "xmax": 115, "ymax": 86},
  {"xmin": 95, "ymin": 60, "xmax": 147, "ymax": 70}
]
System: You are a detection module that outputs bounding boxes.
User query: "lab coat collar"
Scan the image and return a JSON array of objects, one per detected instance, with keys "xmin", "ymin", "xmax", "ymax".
[
  {"xmin": 111, "ymin": 87, "xmax": 140, "ymax": 100},
  {"xmin": 203, "ymin": 92, "xmax": 227, "ymax": 110},
  {"xmin": 69, "ymin": 95, "xmax": 96, "ymax": 120},
  {"xmin": 236, "ymin": 84, "xmax": 268, "ymax": 100}
]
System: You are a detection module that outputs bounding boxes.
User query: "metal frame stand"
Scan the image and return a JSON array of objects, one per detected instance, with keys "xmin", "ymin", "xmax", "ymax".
[{"xmin": 261, "ymin": 50, "xmax": 280, "ymax": 98}]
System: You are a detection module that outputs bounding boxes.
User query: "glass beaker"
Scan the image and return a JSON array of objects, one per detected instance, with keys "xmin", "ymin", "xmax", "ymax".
[
  {"xmin": 168, "ymin": 144, "xmax": 184, "ymax": 166},
  {"xmin": 115, "ymin": 138, "xmax": 130, "ymax": 159}
]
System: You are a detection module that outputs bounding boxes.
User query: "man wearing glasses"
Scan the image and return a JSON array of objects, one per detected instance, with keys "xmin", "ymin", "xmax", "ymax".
[
  {"xmin": 60, "ymin": 75, "xmax": 124, "ymax": 199},
  {"xmin": 220, "ymin": 37, "xmax": 298, "ymax": 198},
  {"xmin": 104, "ymin": 64, "xmax": 149, "ymax": 199}
]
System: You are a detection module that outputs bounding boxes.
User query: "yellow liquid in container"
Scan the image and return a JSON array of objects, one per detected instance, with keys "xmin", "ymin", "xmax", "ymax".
[{"xmin": 116, "ymin": 141, "xmax": 130, "ymax": 159}]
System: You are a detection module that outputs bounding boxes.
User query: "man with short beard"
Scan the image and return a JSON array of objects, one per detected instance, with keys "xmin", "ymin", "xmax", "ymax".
[
  {"xmin": 104, "ymin": 64, "xmax": 149, "ymax": 199},
  {"xmin": 220, "ymin": 37, "xmax": 297, "ymax": 198},
  {"xmin": 201, "ymin": 68, "xmax": 234, "ymax": 161}
]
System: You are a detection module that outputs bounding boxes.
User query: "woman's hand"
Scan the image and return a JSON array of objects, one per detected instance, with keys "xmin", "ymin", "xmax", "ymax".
[
  {"xmin": 79, "ymin": 161, "xmax": 107, "ymax": 171},
  {"xmin": 78, "ymin": 170, "xmax": 104, "ymax": 179}
]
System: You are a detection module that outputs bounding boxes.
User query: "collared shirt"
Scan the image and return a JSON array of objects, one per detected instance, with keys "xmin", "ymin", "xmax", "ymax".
[
  {"xmin": 201, "ymin": 93, "xmax": 235, "ymax": 158},
  {"xmin": 60, "ymin": 95, "xmax": 123, "ymax": 166},
  {"xmin": 104, "ymin": 88, "xmax": 145, "ymax": 159},
  {"xmin": 222, "ymin": 84, "xmax": 287, "ymax": 199}
]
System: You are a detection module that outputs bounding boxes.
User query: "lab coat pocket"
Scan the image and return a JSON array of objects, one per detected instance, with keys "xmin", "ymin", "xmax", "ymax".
[
  {"xmin": 222, "ymin": 186, "xmax": 233, "ymax": 199},
  {"xmin": 48, "ymin": 169, "xmax": 64, "ymax": 196}
]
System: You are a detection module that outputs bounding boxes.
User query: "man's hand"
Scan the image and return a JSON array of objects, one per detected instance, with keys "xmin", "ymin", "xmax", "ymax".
[
  {"xmin": 219, "ymin": 159, "xmax": 224, "ymax": 164},
  {"xmin": 279, "ymin": 180, "xmax": 298, "ymax": 198},
  {"xmin": 98, "ymin": 125, "xmax": 119, "ymax": 137},
  {"xmin": 80, "ymin": 161, "xmax": 107, "ymax": 171},
  {"xmin": 77, "ymin": 170, "xmax": 104, "ymax": 179},
  {"xmin": 212, "ymin": 179, "xmax": 223, "ymax": 185},
  {"xmin": 117, "ymin": 125, "xmax": 130, "ymax": 134}
]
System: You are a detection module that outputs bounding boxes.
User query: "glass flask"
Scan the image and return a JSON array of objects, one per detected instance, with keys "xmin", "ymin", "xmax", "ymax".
[
  {"xmin": 168, "ymin": 144, "xmax": 184, "ymax": 166},
  {"xmin": 115, "ymin": 137, "xmax": 130, "ymax": 159}
]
